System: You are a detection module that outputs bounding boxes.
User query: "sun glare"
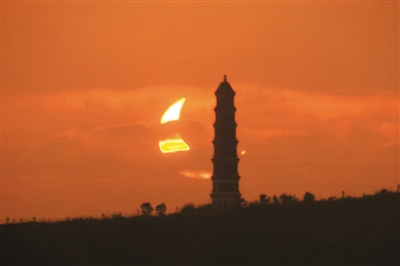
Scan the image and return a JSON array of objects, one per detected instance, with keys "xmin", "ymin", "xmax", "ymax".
[
  {"xmin": 161, "ymin": 98, "xmax": 186, "ymax": 124},
  {"xmin": 159, "ymin": 135, "xmax": 190, "ymax": 153},
  {"xmin": 241, "ymin": 150, "xmax": 246, "ymax": 155}
]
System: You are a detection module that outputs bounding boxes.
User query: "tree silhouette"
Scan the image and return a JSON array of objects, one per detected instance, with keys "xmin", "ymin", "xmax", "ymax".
[
  {"xmin": 272, "ymin": 195, "xmax": 280, "ymax": 205},
  {"xmin": 259, "ymin": 194, "xmax": 270, "ymax": 204},
  {"xmin": 140, "ymin": 202, "xmax": 153, "ymax": 216},
  {"xmin": 303, "ymin": 192, "xmax": 316, "ymax": 203},
  {"xmin": 181, "ymin": 203, "xmax": 195, "ymax": 214},
  {"xmin": 155, "ymin": 203, "xmax": 166, "ymax": 216},
  {"xmin": 279, "ymin": 193, "xmax": 299, "ymax": 205}
]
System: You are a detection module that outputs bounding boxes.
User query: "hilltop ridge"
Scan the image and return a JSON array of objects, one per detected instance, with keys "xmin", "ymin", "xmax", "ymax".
[{"xmin": 1, "ymin": 190, "xmax": 399, "ymax": 265}]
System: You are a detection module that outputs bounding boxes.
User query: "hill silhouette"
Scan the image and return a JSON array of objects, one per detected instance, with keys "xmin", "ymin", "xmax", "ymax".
[{"xmin": 1, "ymin": 190, "xmax": 399, "ymax": 265}]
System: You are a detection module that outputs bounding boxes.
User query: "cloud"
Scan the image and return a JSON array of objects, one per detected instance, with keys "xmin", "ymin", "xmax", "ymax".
[
  {"xmin": 235, "ymin": 84, "xmax": 398, "ymax": 144},
  {"xmin": 3, "ymin": 83, "xmax": 398, "ymax": 221},
  {"xmin": 179, "ymin": 170, "xmax": 212, "ymax": 180}
]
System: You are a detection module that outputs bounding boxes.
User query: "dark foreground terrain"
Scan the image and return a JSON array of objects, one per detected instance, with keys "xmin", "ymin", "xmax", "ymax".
[{"xmin": 1, "ymin": 190, "xmax": 399, "ymax": 265}]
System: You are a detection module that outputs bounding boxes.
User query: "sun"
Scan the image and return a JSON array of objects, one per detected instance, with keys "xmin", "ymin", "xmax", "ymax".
[
  {"xmin": 159, "ymin": 98, "xmax": 190, "ymax": 153},
  {"xmin": 160, "ymin": 98, "xmax": 186, "ymax": 124},
  {"xmin": 159, "ymin": 135, "xmax": 190, "ymax": 153}
]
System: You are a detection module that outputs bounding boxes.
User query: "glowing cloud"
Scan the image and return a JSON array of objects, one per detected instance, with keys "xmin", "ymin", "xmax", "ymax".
[
  {"xmin": 179, "ymin": 170, "xmax": 212, "ymax": 179},
  {"xmin": 161, "ymin": 98, "xmax": 186, "ymax": 124},
  {"xmin": 159, "ymin": 135, "xmax": 190, "ymax": 153}
]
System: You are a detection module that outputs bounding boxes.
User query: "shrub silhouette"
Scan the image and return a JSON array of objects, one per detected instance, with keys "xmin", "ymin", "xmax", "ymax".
[
  {"xmin": 240, "ymin": 197, "xmax": 248, "ymax": 207},
  {"xmin": 259, "ymin": 194, "xmax": 270, "ymax": 204}
]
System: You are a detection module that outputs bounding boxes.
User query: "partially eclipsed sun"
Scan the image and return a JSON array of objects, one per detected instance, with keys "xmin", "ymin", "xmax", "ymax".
[
  {"xmin": 159, "ymin": 135, "xmax": 190, "ymax": 153},
  {"xmin": 161, "ymin": 98, "xmax": 186, "ymax": 124},
  {"xmin": 159, "ymin": 98, "xmax": 190, "ymax": 153}
]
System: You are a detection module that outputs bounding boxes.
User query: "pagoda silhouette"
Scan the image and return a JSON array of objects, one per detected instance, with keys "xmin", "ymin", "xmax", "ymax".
[{"xmin": 210, "ymin": 75, "xmax": 241, "ymax": 210}]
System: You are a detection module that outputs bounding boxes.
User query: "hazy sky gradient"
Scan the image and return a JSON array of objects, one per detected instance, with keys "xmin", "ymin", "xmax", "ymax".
[{"xmin": 2, "ymin": 1, "xmax": 399, "ymax": 221}]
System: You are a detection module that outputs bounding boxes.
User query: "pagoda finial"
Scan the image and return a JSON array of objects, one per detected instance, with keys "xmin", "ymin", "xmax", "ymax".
[{"xmin": 224, "ymin": 74, "xmax": 227, "ymax": 82}]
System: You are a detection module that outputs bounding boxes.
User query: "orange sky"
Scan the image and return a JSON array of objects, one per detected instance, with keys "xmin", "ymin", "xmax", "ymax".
[{"xmin": 2, "ymin": 1, "xmax": 399, "ymax": 222}]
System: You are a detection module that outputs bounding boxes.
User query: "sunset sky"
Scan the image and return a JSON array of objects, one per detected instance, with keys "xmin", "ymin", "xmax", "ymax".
[{"xmin": 2, "ymin": 1, "xmax": 399, "ymax": 222}]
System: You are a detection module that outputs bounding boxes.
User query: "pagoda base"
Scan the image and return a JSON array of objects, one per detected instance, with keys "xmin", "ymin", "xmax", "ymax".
[{"xmin": 210, "ymin": 192, "xmax": 241, "ymax": 210}]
